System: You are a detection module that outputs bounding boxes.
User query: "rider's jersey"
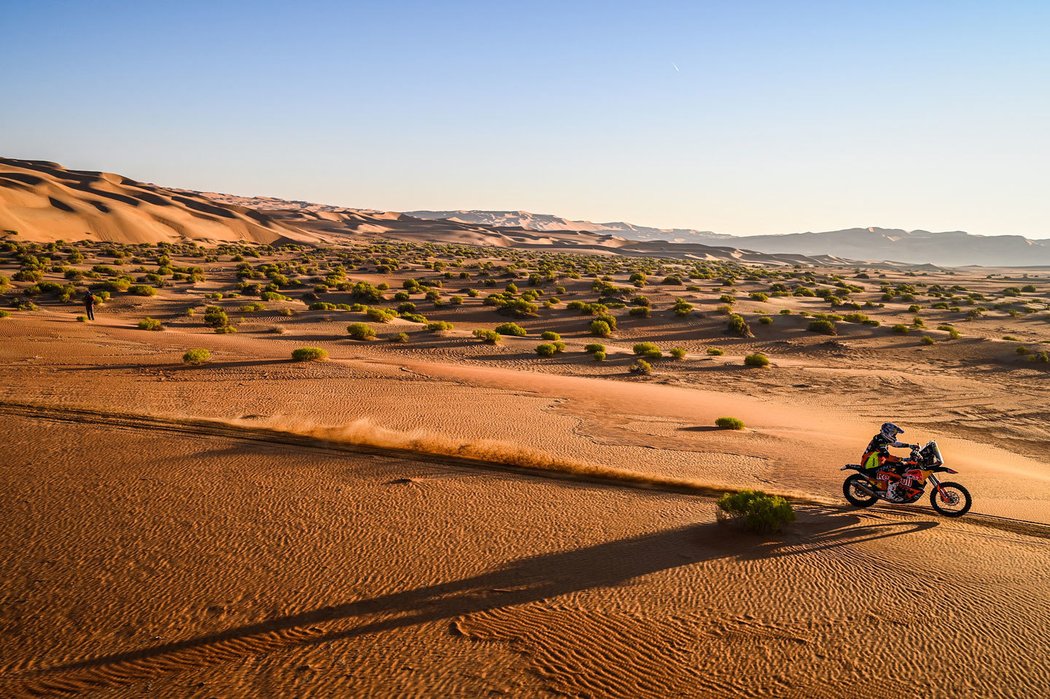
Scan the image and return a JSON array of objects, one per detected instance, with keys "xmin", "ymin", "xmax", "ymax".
[{"xmin": 862, "ymin": 433, "xmax": 907, "ymax": 469}]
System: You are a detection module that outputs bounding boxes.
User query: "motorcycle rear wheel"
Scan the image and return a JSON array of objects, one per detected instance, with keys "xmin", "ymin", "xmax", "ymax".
[
  {"xmin": 843, "ymin": 474, "xmax": 878, "ymax": 508},
  {"xmin": 930, "ymin": 482, "xmax": 972, "ymax": 517}
]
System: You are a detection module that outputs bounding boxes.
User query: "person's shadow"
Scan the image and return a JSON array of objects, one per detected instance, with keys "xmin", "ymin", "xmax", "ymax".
[{"xmin": 18, "ymin": 507, "xmax": 936, "ymax": 694}]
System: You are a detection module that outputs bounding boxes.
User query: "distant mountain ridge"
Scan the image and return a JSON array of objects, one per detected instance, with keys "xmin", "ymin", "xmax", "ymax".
[
  {"xmin": 408, "ymin": 211, "xmax": 1050, "ymax": 267},
  {"xmin": 406, "ymin": 210, "xmax": 733, "ymax": 244}
]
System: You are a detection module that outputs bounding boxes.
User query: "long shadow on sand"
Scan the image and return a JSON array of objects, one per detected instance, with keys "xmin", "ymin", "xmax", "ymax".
[{"xmin": 27, "ymin": 508, "xmax": 937, "ymax": 692}]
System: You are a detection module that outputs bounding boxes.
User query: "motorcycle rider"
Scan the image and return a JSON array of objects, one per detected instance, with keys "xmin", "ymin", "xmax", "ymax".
[{"xmin": 862, "ymin": 422, "xmax": 919, "ymax": 501}]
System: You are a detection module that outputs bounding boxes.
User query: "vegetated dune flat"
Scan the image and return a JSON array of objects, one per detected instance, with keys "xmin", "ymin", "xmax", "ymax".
[{"xmin": 1, "ymin": 236, "xmax": 1048, "ymax": 697}]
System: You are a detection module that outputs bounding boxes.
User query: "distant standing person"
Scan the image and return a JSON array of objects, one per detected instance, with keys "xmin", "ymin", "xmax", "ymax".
[{"xmin": 83, "ymin": 291, "xmax": 95, "ymax": 321}]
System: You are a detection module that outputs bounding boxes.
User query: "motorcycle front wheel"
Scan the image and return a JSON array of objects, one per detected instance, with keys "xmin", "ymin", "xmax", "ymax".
[
  {"xmin": 843, "ymin": 474, "xmax": 878, "ymax": 508},
  {"xmin": 930, "ymin": 482, "xmax": 972, "ymax": 517}
]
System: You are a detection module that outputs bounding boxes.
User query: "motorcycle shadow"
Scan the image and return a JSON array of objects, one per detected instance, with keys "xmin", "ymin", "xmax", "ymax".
[{"xmin": 714, "ymin": 505, "xmax": 940, "ymax": 561}]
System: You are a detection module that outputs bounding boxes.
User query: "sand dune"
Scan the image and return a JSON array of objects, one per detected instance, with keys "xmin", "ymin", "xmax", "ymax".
[{"xmin": 0, "ymin": 158, "xmax": 320, "ymax": 245}]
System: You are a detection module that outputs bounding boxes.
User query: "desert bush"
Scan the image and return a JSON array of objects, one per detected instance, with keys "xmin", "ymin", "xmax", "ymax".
[
  {"xmin": 807, "ymin": 319, "xmax": 837, "ymax": 335},
  {"xmin": 541, "ymin": 331, "xmax": 561, "ymax": 341},
  {"xmin": 590, "ymin": 319, "xmax": 612, "ymax": 337},
  {"xmin": 672, "ymin": 299, "xmax": 694, "ymax": 316},
  {"xmin": 127, "ymin": 284, "xmax": 157, "ymax": 296},
  {"xmin": 182, "ymin": 348, "xmax": 211, "ymax": 365},
  {"xmin": 593, "ymin": 350, "xmax": 607, "ymax": 361},
  {"xmin": 366, "ymin": 307, "xmax": 396, "ymax": 323},
  {"xmin": 584, "ymin": 343, "xmax": 606, "ymax": 353},
  {"xmin": 629, "ymin": 359, "xmax": 653, "ymax": 375},
  {"xmin": 214, "ymin": 325, "xmax": 236, "ymax": 334},
  {"xmin": 706, "ymin": 347, "xmax": 724, "ymax": 356},
  {"xmin": 758, "ymin": 316, "xmax": 773, "ymax": 325},
  {"xmin": 535, "ymin": 343, "xmax": 558, "ymax": 357},
  {"xmin": 921, "ymin": 336, "xmax": 935, "ymax": 345},
  {"xmin": 473, "ymin": 329, "xmax": 502, "ymax": 344},
  {"xmin": 892, "ymin": 324, "xmax": 911, "ymax": 334},
  {"xmin": 390, "ymin": 332, "xmax": 410, "ymax": 343},
  {"xmin": 717, "ymin": 490, "xmax": 795, "ymax": 534},
  {"xmin": 726, "ymin": 314, "xmax": 753, "ymax": 338},
  {"xmin": 137, "ymin": 317, "xmax": 163, "ymax": 331},
  {"xmin": 778, "ymin": 308, "xmax": 792, "ymax": 315},
  {"xmin": 633, "ymin": 342, "xmax": 663, "ymax": 359},
  {"xmin": 744, "ymin": 352, "xmax": 770, "ymax": 367},
  {"xmin": 494, "ymin": 322, "xmax": 527, "ymax": 336},
  {"xmin": 715, "ymin": 416, "xmax": 744, "ymax": 430},
  {"xmin": 1016, "ymin": 345, "xmax": 1030, "ymax": 355},
  {"xmin": 347, "ymin": 323, "xmax": 377, "ymax": 340},
  {"xmin": 750, "ymin": 292, "xmax": 769, "ymax": 302},
  {"xmin": 425, "ymin": 320, "xmax": 454, "ymax": 332},
  {"xmin": 203, "ymin": 306, "xmax": 229, "ymax": 328},
  {"xmin": 1033, "ymin": 351, "xmax": 1049, "ymax": 363},
  {"xmin": 292, "ymin": 347, "xmax": 328, "ymax": 362},
  {"xmin": 629, "ymin": 306, "xmax": 651, "ymax": 318},
  {"xmin": 670, "ymin": 347, "xmax": 687, "ymax": 360},
  {"xmin": 75, "ymin": 314, "xmax": 86, "ymax": 322},
  {"xmin": 400, "ymin": 312, "xmax": 429, "ymax": 324}
]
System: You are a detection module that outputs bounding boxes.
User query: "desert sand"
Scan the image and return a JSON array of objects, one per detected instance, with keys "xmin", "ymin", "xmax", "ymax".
[{"xmin": 1, "ymin": 224, "xmax": 1048, "ymax": 697}]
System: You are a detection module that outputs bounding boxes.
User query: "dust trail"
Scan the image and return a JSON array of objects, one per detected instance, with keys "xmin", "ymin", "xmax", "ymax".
[
  {"xmin": 215, "ymin": 413, "xmax": 822, "ymax": 503},
  {"xmin": 0, "ymin": 400, "xmax": 822, "ymax": 503}
]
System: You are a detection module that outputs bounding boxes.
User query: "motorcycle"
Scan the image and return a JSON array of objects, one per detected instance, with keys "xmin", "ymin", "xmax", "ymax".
[{"xmin": 840, "ymin": 440, "xmax": 972, "ymax": 517}]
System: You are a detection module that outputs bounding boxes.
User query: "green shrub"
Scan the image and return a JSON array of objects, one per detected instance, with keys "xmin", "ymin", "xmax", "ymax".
[
  {"xmin": 584, "ymin": 343, "xmax": 606, "ymax": 353},
  {"xmin": 629, "ymin": 359, "xmax": 653, "ymax": 375},
  {"xmin": 182, "ymin": 348, "xmax": 211, "ymax": 365},
  {"xmin": 633, "ymin": 342, "xmax": 663, "ymax": 359},
  {"xmin": 425, "ymin": 320, "xmax": 454, "ymax": 332},
  {"xmin": 892, "ymin": 324, "xmax": 911, "ymax": 334},
  {"xmin": 214, "ymin": 325, "xmax": 237, "ymax": 334},
  {"xmin": 593, "ymin": 350, "xmax": 607, "ymax": 361},
  {"xmin": 366, "ymin": 307, "xmax": 396, "ymax": 323},
  {"xmin": 706, "ymin": 347, "xmax": 725, "ymax": 356},
  {"xmin": 541, "ymin": 331, "xmax": 561, "ymax": 341},
  {"xmin": 727, "ymin": 313, "xmax": 753, "ymax": 338},
  {"xmin": 137, "ymin": 317, "xmax": 163, "ymax": 331},
  {"xmin": 292, "ymin": 347, "xmax": 328, "ymax": 362},
  {"xmin": 670, "ymin": 347, "xmax": 687, "ymax": 360},
  {"xmin": 347, "ymin": 323, "xmax": 377, "ymax": 340},
  {"xmin": 1016, "ymin": 345, "xmax": 1030, "ymax": 355},
  {"xmin": 717, "ymin": 490, "xmax": 795, "ymax": 534},
  {"xmin": 744, "ymin": 352, "xmax": 770, "ymax": 367},
  {"xmin": 127, "ymin": 284, "xmax": 157, "ymax": 296},
  {"xmin": 473, "ymin": 329, "xmax": 502, "ymax": 344},
  {"xmin": 921, "ymin": 336, "xmax": 935, "ymax": 345},
  {"xmin": 535, "ymin": 343, "xmax": 558, "ymax": 357},
  {"xmin": 778, "ymin": 309, "xmax": 792, "ymax": 315},
  {"xmin": 590, "ymin": 319, "xmax": 612, "ymax": 337},
  {"xmin": 629, "ymin": 306, "xmax": 651, "ymax": 318},
  {"xmin": 750, "ymin": 292, "xmax": 769, "ymax": 302},
  {"xmin": 203, "ymin": 306, "xmax": 229, "ymax": 328},
  {"xmin": 494, "ymin": 322, "xmax": 527, "ymax": 336},
  {"xmin": 390, "ymin": 332, "xmax": 410, "ymax": 343},
  {"xmin": 807, "ymin": 319, "xmax": 837, "ymax": 335},
  {"xmin": 758, "ymin": 316, "xmax": 773, "ymax": 325},
  {"xmin": 1033, "ymin": 351, "xmax": 1049, "ymax": 364},
  {"xmin": 715, "ymin": 416, "xmax": 744, "ymax": 430}
]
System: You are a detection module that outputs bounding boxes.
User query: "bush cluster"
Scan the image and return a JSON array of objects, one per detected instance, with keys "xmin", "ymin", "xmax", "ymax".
[{"xmin": 717, "ymin": 490, "xmax": 795, "ymax": 534}]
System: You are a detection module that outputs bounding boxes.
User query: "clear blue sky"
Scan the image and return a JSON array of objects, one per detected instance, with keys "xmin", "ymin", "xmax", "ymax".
[{"xmin": 2, "ymin": 1, "xmax": 1048, "ymax": 237}]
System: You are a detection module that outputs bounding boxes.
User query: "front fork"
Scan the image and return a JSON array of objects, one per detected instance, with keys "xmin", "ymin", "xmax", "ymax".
[{"xmin": 928, "ymin": 473, "xmax": 947, "ymax": 500}]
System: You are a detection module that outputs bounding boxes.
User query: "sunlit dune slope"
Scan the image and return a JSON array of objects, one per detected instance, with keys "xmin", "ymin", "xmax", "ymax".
[{"xmin": 0, "ymin": 158, "xmax": 321, "ymax": 245}]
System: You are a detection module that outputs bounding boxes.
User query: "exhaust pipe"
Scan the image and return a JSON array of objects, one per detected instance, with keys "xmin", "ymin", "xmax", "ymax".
[{"xmin": 851, "ymin": 480, "xmax": 876, "ymax": 496}]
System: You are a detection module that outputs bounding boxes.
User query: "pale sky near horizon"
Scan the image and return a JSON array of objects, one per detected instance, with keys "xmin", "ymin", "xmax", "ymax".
[{"xmin": 2, "ymin": 1, "xmax": 1048, "ymax": 238}]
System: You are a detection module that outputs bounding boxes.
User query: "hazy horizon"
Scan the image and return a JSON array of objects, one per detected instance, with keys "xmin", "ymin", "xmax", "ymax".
[{"xmin": 3, "ymin": 1, "xmax": 1048, "ymax": 238}]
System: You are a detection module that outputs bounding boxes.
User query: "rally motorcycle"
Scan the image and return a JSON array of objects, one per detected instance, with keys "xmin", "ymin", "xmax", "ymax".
[{"xmin": 840, "ymin": 441, "xmax": 972, "ymax": 517}]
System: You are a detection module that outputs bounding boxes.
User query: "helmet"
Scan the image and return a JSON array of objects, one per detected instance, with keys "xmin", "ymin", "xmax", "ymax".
[{"xmin": 880, "ymin": 422, "xmax": 904, "ymax": 441}]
